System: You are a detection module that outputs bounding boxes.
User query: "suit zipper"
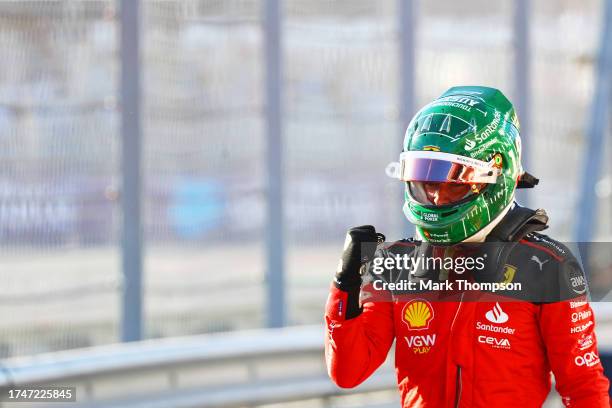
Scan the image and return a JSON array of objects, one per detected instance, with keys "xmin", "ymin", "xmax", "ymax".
[
  {"xmin": 450, "ymin": 293, "xmax": 464, "ymax": 408},
  {"xmin": 455, "ymin": 366, "xmax": 462, "ymax": 407}
]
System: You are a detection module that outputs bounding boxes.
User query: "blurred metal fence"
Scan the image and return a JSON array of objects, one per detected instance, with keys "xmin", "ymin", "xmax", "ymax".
[
  {"xmin": 1, "ymin": 324, "xmax": 592, "ymax": 407},
  {"xmin": 0, "ymin": 0, "xmax": 610, "ymax": 358},
  {"xmin": 0, "ymin": 326, "xmax": 400, "ymax": 408},
  {"xmin": 0, "ymin": 325, "xmax": 577, "ymax": 408},
  {"xmin": 0, "ymin": 0, "xmax": 121, "ymax": 357}
]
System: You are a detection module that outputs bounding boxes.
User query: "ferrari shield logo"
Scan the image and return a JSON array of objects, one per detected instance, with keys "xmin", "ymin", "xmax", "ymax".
[{"xmin": 502, "ymin": 264, "xmax": 517, "ymax": 284}]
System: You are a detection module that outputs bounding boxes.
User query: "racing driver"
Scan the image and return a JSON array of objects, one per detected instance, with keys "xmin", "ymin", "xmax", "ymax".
[{"xmin": 324, "ymin": 86, "xmax": 610, "ymax": 407}]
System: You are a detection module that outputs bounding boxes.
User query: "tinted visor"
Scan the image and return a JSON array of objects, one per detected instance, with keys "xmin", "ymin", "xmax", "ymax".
[
  {"xmin": 399, "ymin": 151, "xmax": 499, "ymax": 184},
  {"xmin": 401, "ymin": 158, "xmax": 478, "ymax": 183}
]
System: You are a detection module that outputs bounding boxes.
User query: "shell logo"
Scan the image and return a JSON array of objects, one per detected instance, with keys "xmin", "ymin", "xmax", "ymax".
[{"xmin": 402, "ymin": 299, "xmax": 434, "ymax": 330}]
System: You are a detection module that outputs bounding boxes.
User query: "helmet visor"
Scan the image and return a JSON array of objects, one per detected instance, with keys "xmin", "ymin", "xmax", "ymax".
[
  {"xmin": 408, "ymin": 181, "xmax": 486, "ymax": 206},
  {"xmin": 399, "ymin": 151, "xmax": 499, "ymax": 184}
]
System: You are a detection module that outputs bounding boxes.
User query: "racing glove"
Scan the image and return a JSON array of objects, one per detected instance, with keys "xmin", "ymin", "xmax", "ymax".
[{"xmin": 333, "ymin": 225, "xmax": 382, "ymax": 319}]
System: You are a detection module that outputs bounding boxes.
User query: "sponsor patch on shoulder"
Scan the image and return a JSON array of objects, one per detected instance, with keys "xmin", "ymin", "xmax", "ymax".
[{"xmin": 565, "ymin": 263, "xmax": 588, "ymax": 295}]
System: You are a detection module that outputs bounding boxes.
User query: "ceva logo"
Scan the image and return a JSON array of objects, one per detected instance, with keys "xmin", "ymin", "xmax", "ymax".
[
  {"xmin": 485, "ymin": 302, "xmax": 509, "ymax": 324},
  {"xmin": 478, "ymin": 335, "xmax": 511, "ymax": 349}
]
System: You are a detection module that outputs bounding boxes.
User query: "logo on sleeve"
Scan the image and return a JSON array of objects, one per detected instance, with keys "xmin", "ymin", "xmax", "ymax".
[
  {"xmin": 402, "ymin": 299, "xmax": 434, "ymax": 330},
  {"xmin": 577, "ymin": 334, "xmax": 594, "ymax": 351},
  {"xmin": 575, "ymin": 351, "xmax": 600, "ymax": 367},
  {"xmin": 570, "ymin": 320, "xmax": 593, "ymax": 334},
  {"xmin": 571, "ymin": 310, "xmax": 592, "ymax": 323},
  {"xmin": 569, "ymin": 274, "xmax": 587, "ymax": 295},
  {"xmin": 485, "ymin": 302, "xmax": 509, "ymax": 324},
  {"xmin": 570, "ymin": 301, "xmax": 587, "ymax": 308},
  {"xmin": 564, "ymin": 262, "xmax": 588, "ymax": 295}
]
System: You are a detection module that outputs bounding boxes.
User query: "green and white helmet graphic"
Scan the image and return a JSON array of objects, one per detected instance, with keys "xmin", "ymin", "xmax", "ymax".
[{"xmin": 400, "ymin": 86, "xmax": 523, "ymax": 243}]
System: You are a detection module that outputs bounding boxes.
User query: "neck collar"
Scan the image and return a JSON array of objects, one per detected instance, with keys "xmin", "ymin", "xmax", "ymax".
[{"xmin": 484, "ymin": 202, "xmax": 549, "ymax": 242}]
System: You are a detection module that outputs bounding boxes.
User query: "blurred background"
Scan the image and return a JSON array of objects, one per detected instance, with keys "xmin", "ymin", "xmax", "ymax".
[{"xmin": 0, "ymin": 0, "xmax": 611, "ymax": 407}]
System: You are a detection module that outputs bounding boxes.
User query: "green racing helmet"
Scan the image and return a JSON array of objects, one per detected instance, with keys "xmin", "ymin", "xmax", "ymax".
[{"xmin": 400, "ymin": 86, "xmax": 526, "ymax": 243}]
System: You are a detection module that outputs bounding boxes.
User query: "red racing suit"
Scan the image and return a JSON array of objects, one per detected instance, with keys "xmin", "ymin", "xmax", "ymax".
[{"xmin": 325, "ymin": 232, "xmax": 610, "ymax": 407}]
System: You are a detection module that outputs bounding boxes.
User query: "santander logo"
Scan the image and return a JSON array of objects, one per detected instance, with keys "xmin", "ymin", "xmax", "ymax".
[{"xmin": 485, "ymin": 302, "xmax": 509, "ymax": 324}]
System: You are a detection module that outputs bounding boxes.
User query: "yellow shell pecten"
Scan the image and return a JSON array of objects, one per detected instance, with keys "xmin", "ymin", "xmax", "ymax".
[{"xmin": 404, "ymin": 300, "xmax": 433, "ymax": 329}]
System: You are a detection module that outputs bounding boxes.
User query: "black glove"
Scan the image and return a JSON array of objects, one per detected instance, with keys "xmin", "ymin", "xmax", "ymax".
[
  {"xmin": 333, "ymin": 225, "xmax": 383, "ymax": 319},
  {"xmin": 334, "ymin": 225, "xmax": 379, "ymax": 289}
]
